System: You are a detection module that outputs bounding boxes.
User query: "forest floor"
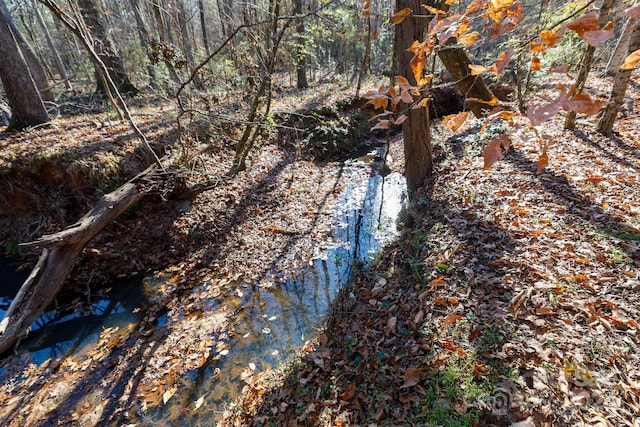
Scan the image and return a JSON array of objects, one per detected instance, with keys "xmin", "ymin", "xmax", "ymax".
[
  {"xmin": 223, "ymin": 74, "xmax": 640, "ymax": 426},
  {"xmin": 0, "ymin": 72, "xmax": 638, "ymax": 427}
]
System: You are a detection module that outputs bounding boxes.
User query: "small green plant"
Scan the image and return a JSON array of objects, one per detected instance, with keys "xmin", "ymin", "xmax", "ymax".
[
  {"xmin": 592, "ymin": 225, "xmax": 640, "ymax": 242},
  {"xmin": 412, "ymin": 354, "xmax": 494, "ymax": 426},
  {"xmin": 608, "ymin": 248, "xmax": 630, "ymax": 265}
]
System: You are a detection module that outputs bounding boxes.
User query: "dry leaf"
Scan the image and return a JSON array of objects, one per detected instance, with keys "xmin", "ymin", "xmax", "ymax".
[
  {"xmin": 402, "ymin": 367, "xmax": 423, "ymax": 388},
  {"xmin": 391, "ymin": 8, "xmax": 413, "ymax": 25}
]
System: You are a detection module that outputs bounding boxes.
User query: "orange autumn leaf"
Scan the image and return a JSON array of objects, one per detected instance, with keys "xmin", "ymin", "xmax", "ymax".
[
  {"xmin": 364, "ymin": 92, "xmax": 389, "ymax": 110},
  {"xmin": 468, "ymin": 64, "xmax": 486, "ymax": 75},
  {"xmin": 621, "ymin": 49, "xmax": 640, "ymax": 70},
  {"xmin": 483, "ymin": 134, "xmax": 511, "ymax": 169},
  {"xmin": 466, "ymin": 96, "xmax": 499, "ymax": 106},
  {"xmin": 490, "ymin": 49, "xmax": 517, "ymax": 75},
  {"xmin": 562, "ymin": 93, "xmax": 605, "ymax": 115},
  {"xmin": 585, "ymin": 176, "xmax": 604, "ymax": 183},
  {"xmin": 567, "ymin": 12, "xmax": 599, "ymax": 37},
  {"xmin": 575, "ymin": 273, "xmax": 589, "ymax": 283},
  {"xmin": 430, "ymin": 275, "xmax": 446, "ymax": 286},
  {"xmin": 486, "ymin": 109, "xmax": 515, "ymax": 121},
  {"xmin": 529, "ymin": 41, "xmax": 546, "ymax": 53},
  {"xmin": 537, "ymin": 149, "xmax": 548, "ymax": 174},
  {"xmin": 391, "ymin": 7, "xmax": 413, "ymax": 25},
  {"xmin": 490, "ymin": 0, "xmax": 514, "ymax": 8},
  {"xmin": 410, "ymin": 55, "xmax": 425, "ymax": 86},
  {"xmin": 442, "ymin": 112, "xmax": 468, "ymax": 131},
  {"xmin": 464, "ymin": 0, "xmax": 490, "ymax": 15},
  {"xmin": 539, "ymin": 30, "xmax": 561, "ymax": 47},
  {"xmin": 458, "ymin": 31, "xmax": 480, "ymax": 46},
  {"xmin": 531, "ymin": 56, "xmax": 541, "ymax": 71},
  {"xmin": 443, "ymin": 314, "xmax": 464, "ymax": 326},
  {"xmin": 423, "ymin": 4, "xmax": 446, "ymax": 14}
]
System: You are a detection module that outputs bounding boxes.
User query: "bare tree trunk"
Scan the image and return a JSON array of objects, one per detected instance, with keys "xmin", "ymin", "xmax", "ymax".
[
  {"xmin": 427, "ymin": 0, "xmax": 494, "ymax": 118},
  {"xmin": 32, "ymin": 0, "xmax": 72, "ymax": 90},
  {"xmin": 598, "ymin": 24, "xmax": 640, "ymax": 134},
  {"xmin": 604, "ymin": 7, "xmax": 636, "ymax": 76},
  {"xmin": 295, "ymin": 0, "xmax": 308, "ymax": 89},
  {"xmin": 0, "ymin": 0, "xmax": 49, "ymax": 130},
  {"xmin": 77, "ymin": 0, "xmax": 139, "ymax": 95},
  {"xmin": 395, "ymin": 0, "xmax": 432, "ymax": 197},
  {"xmin": 0, "ymin": 0, "xmax": 53, "ymax": 101},
  {"xmin": 564, "ymin": 0, "xmax": 616, "ymax": 130},
  {"xmin": 198, "ymin": 0, "xmax": 209, "ymax": 54},
  {"xmin": 355, "ymin": 10, "xmax": 371, "ymax": 96},
  {"xmin": 437, "ymin": 41, "xmax": 495, "ymax": 118},
  {"xmin": 173, "ymin": 0, "xmax": 202, "ymax": 87},
  {"xmin": 150, "ymin": 0, "xmax": 182, "ymax": 85},
  {"xmin": 128, "ymin": 0, "xmax": 157, "ymax": 87}
]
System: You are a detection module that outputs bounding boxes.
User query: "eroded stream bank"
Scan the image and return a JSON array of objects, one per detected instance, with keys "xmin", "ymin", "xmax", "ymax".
[{"xmin": 0, "ymin": 142, "xmax": 406, "ymax": 424}]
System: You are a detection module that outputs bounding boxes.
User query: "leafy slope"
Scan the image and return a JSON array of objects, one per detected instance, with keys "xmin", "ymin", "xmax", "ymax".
[{"xmin": 224, "ymin": 78, "xmax": 640, "ymax": 426}]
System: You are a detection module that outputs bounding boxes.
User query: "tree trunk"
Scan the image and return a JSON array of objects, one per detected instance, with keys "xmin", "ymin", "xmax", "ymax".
[
  {"xmin": 564, "ymin": 0, "xmax": 616, "ymax": 130},
  {"xmin": 597, "ymin": 24, "xmax": 640, "ymax": 134},
  {"xmin": 32, "ymin": 0, "xmax": 72, "ymax": 90},
  {"xmin": 604, "ymin": 10, "xmax": 635, "ymax": 77},
  {"xmin": 198, "ymin": 0, "xmax": 210, "ymax": 54},
  {"xmin": 424, "ymin": 0, "xmax": 494, "ymax": 118},
  {"xmin": 173, "ymin": 0, "xmax": 196, "ymax": 65},
  {"xmin": 437, "ymin": 40, "xmax": 495, "ymax": 118},
  {"xmin": 77, "ymin": 0, "xmax": 139, "ymax": 96},
  {"xmin": 0, "ymin": 1, "xmax": 49, "ymax": 131},
  {"xmin": 0, "ymin": 0, "xmax": 53, "ymax": 101},
  {"xmin": 295, "ymin": 0, "xmax": 308, "ymax": 89},
  {"xmin": 128, "ymin": 0, "xmax": 157, "ymax": 87},
  {"xmin": 395, "ymin": 0, "xmax": 433, "ymax": 197},
  {"xmin": 150, "ymin": 0, "xmax": 182, "ymax": 85},
  {"xmin": 355, "ymin": 12, "xmax": 371, "ymax": 96}
]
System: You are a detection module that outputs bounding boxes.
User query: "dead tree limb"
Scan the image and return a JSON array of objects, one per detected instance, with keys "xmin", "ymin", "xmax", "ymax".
[{"xmin": 0, "ymin": 177, "xmax": 148, "ymax": 354}]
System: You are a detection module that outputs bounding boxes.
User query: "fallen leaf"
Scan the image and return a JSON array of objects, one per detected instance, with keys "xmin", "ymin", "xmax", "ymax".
[{"xmin": 402, "ymin": 367, "xmax": 423, "ymax": 388}]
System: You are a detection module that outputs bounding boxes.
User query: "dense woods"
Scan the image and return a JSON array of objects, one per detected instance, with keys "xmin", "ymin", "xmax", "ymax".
[{"xmin": 0, "ymin": 0, "xmax": 639, "ymax": 425}]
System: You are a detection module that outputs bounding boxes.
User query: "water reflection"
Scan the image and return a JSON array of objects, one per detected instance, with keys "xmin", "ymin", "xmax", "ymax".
[
  {"xmin": 0, "ymin": 272, "xmax": 147, "ymax": 366},
  {"xmin": 155, "ymin": 169, "xmax": 407, "ymax": 423},
  {"xmin": 0, "ymin": 153, "xmax": 406, "ymax": 423}
]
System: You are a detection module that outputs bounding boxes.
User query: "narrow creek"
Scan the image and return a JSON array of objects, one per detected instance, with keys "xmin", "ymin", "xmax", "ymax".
[{"xmin": 0, "ymin": 146, "xmax": 407, "ymax": 423}]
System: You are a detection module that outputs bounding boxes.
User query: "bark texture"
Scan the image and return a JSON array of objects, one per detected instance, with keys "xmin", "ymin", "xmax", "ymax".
[
  {"xmin": 604, "ymin": 15, "xmax": 634, "ymax": 76},
  {"xmin": 78, "ymin": 0, "xmax": 139, "ymax": 95},
  {"xmin": 295, "ymin": 0, "xmax": 309, "ymax": 90},
  {"xmin": 395, "ymin": 0, "xmax": 433, "ymax": 196},
  {"xmin": 437, "ymin": 41, "xmax": 495, "ymax": 118},
  {"xmin": 0, "ymin": 0, "xmax": 53, "ymax": 101},
  {"xmin": 0, "ymin": 179, "xmax": 147, "ymax": 354},
  {"xmin": 0, "ymin": 1, "xmax": 49, "ymax": 131},
  {"xmin": 598, "ymin": 24, "xmax": 640, "ymax": 134},
  {"xmin": 564, "ymin": 0, "xmax": 616, "ymax": 130}
]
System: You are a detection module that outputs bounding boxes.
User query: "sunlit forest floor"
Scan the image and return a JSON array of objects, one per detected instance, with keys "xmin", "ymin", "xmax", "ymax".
[
  {"xmin": 224, "ymin": 73, "xmax": 640, "ymax": 426},
  {"xmin": 0, "ymin": 72, "xmax": 638, "ymax": 426}
]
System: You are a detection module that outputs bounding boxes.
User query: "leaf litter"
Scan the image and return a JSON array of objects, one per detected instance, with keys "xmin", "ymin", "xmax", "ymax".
[{"xmin": 223, "ymin": 72, "xmax": 640, "ymax": 426}]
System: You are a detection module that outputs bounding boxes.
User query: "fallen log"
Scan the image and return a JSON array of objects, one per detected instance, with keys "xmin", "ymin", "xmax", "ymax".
[{"xmin": 0, "ymin": 175, "xmax": 149, "ymax": 354}]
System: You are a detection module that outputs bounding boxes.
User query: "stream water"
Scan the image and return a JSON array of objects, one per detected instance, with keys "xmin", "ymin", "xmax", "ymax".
[{"xmin": 0, "ymin": 148, "xmax": 407, "ymax": 423}]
